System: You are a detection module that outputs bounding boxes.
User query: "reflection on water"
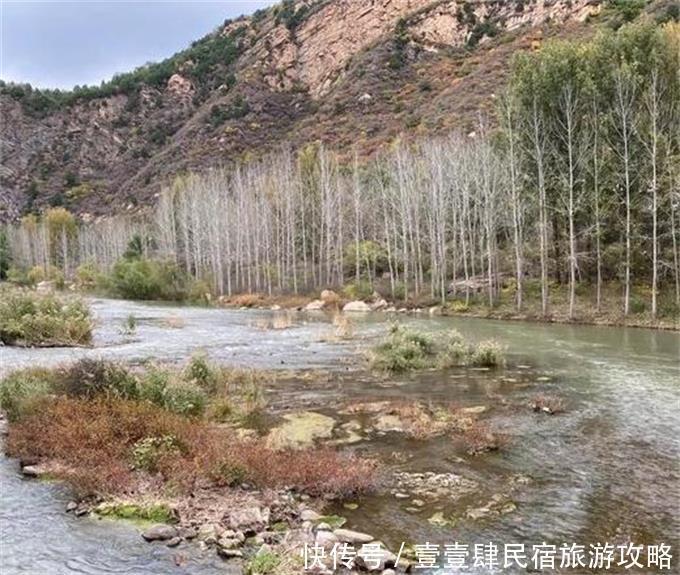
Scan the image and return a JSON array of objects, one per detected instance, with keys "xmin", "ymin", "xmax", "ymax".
[{"xmin": 1, "ymin": 299, "xmax": 678, "ymax": 574}]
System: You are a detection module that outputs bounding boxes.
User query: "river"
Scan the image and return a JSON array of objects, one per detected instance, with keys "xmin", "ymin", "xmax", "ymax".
[{"xmin": 1, "ymin": 298, "xmax": 678, "ymax": 574}]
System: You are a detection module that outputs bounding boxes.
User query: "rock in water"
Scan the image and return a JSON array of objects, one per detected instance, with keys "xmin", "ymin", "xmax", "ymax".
[
  {"xmin": 343, "ymin": 300, "xmax": 371, "ymax": 312},
  {"xmin": 304, "ymin": 299, "xmax": 325, "ymax": 311},
  {"xmin": 142, "ymin": 524, "xmax": 178, "ymax": 542}
]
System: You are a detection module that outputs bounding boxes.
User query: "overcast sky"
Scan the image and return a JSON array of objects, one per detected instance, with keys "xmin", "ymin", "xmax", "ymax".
[{"xmin": 0, "ymin": 1, "xmax": 276, "ymax": 89}]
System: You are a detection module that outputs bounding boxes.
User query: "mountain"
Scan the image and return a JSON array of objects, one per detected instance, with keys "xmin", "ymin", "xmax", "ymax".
[{"xmin": 0, "ymin": 0, "xmax": 670, "ymax": 220}]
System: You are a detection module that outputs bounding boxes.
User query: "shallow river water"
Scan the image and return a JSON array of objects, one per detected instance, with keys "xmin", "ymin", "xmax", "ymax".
[{"xmin": 1, "ymin": 298, "xmax": 678, "ymax": 574}]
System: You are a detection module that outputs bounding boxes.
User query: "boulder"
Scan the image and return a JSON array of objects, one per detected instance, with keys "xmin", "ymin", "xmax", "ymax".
[
  {"xmin": 370, "ymin": 299, "xmax": 388, "ymax": 311},
  {"xmin": 343, "ymin": 300, "xmax": 371, "ymax": 312},
  {"xmin": 166, "ymin": 537, "xmax": 181, "ymax": 548},
  {"xmin": 226, "ymin": 507, "xmax": 270, "ymax": 535},
  {"xmin": 333, "ymin": 528, "xmax": 374, "ymax": 544},
  {"xmin": 304, "ymin": 299, "xmax": 325, "ymax": 311},
  {"xmin": 320, "ymin": 289, "xmax": 338, "ymax": 303},
  {"xmin": 142, "ymin": 524, "xmax": 178, "ymax": 542}
]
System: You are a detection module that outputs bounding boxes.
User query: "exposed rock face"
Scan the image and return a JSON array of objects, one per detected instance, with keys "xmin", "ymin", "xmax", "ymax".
[
  {"xmin": 259, "ymin": 0, "xmax": 601, "ymax": 98},
  {"xmin": 0, "ymin": 0, "xmax": 604, "ymax": 218}
]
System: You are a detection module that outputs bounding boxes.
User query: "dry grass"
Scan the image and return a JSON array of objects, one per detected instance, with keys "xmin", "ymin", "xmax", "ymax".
[{"xmin": 6, "ymin": 396, "xmax": 378, "ymax": 499}]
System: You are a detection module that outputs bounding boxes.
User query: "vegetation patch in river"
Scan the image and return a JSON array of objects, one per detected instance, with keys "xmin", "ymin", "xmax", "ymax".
[
  {"xmin": 0, "ymin": 286, "xmax": 92, "ymax": 347},
  {"xmin": 368, "ymin": 325, "xmax": 505, "ymax": 373}
]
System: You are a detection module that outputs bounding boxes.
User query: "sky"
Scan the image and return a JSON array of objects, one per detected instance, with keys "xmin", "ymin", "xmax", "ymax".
[{"xmin": 0, "ymin": 0, "xmax": 276, "ymax": 89}]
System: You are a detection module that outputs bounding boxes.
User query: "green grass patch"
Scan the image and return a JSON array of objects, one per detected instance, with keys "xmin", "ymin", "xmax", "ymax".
[{"xmin": 94, "ymin": 501, "xmax": 176, "ymax": 525}]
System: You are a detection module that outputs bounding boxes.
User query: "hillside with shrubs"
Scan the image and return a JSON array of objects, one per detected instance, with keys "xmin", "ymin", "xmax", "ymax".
[{"xmin": 4, "ymin": 0, "xmax": 677, "ymax": 218}]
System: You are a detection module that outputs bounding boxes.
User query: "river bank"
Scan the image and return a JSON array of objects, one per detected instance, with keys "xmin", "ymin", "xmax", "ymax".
[
  {"xmin": 214, "ymin": 288, "xmax": 680, "ymax": 332},
  {"xmin": 1, "ymin": 299, "xmax": 678, "ymax": 574}
]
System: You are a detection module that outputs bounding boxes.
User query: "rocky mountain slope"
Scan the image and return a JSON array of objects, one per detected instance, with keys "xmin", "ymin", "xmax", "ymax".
[{"xmin": 1, "ymin": 0, "xmax": 663, "ymax": 220}]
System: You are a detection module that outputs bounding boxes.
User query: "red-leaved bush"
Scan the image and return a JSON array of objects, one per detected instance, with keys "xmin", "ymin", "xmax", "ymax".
[{"xmin": 7, "ymin": 397, "xmax": 379, "ymax": 498}]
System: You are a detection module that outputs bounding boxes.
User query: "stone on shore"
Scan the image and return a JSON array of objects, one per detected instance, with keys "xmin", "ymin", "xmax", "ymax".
[
  {"xmin": 226, "ymin": 507, "xmax": 270, "ymax": 535},
  {"xmin": 142, "ymin": 524, "xmax": 178, "ymax": 542},
  {"xmin": 304, "ymin": 299, "xmax": 325, "ymax": 311},
  {"xmin": 333, "ymin": 528, "xmax": 374, "ymax": 544}
]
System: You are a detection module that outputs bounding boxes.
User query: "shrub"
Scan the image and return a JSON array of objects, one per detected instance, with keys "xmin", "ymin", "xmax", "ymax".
[
  {"xmin": 469, "ymin": 340, "xmax": 505, "ymax": 368},
  {"xmin": 110, "ymin": 258, "xmax": 188, "ymax": 301},
  {"xmin": 57, "ymin": 359, "xmax": 139, "ymax": 399},
  {"xmin": 183, "ymin": 354, "xmax": 217, "ymax": 393},
  {"xmin": 629, "ymin": 297, "xmax": 646, "ymax": 314},
  {"xmin": 187, "ymin": 278, "xmax": 213, "ymax": 303},
  {"xmin": 75, "ymin": 261, "xmax": 103, "ymax": 291},
  {"xmin": 0, "ymin": 368, "xmax": 56, "ymax": 421},
  {"xmin": 437, "ymin": 329, "xmax": 470, "ymax": 368},
  {"xmin": 342, "ymin": 280, "xmax": 373, "ymax": 301},
  {"xmin": 6, "ymin": 266, "xmax": 31, "ymax": 286},
  {"xmin": 0, "ymin": 287, "xmax": 92, "ymax": 346},
  {"xmin": 369, "ymin": 325, "xmax": 436, "ymax": 372},
  {"xmin": 162, "ymin": 381, "xmax": 207, "ymax": 417},
  {"xmin": 447, "ymin": 300, "xmax": 470, "ymax": 313},
  {"xmin": 131, "ymin": 435, "xmax": 182, "ymax": 472},
  {"xmin": 138, "ymin": 365, "xmax": 171, "ymax": 405},
  {"xmin": 6, "ymin": 397, "xmax": 378, "ymax": 498},
  {"xmin": 5, "ymin": 397, "xmax": 202, "ymax": 495}
]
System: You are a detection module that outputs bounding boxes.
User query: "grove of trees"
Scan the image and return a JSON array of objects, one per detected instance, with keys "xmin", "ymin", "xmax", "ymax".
[{"xmin": 4, "ymin": 20, "xmax": 680, "ymax": 319}]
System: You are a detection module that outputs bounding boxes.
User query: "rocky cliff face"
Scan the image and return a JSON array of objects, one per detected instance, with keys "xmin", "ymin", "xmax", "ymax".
[{"xmin": 0, "ymin": 0, "xmax": 604, "ymax": 220}]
